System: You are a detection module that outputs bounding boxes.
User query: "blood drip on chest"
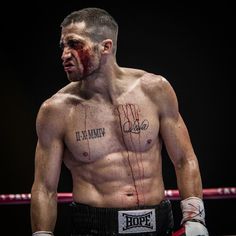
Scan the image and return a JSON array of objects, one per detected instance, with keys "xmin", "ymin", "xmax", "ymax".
[{"xmin": 116, "ymin": 104, "xmax": 145, "ymax": 206}]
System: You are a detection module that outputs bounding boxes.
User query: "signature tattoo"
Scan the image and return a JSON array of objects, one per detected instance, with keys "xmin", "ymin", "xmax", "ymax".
[
  {"xmin": 123, "ymin": 119, "xmax": 149, "ymax": 134},
  {"xmin": 75, "ymin": 128, "xmax": 105, "ymax": 141}
]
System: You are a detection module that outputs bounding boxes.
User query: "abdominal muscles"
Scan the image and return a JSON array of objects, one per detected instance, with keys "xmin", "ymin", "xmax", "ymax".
[{"xmin": 66, "ymin": 148, "xmax": 165, "ymax": 208}]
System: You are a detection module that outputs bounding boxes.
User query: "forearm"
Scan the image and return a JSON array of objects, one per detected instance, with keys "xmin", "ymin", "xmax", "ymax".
[
  {"xmin": 31, "ymin": 188, "xmax": 58, "ymax": 233},
  {"xmin": 175, "ymin": 158, "xmax": 203, "ymax": 199}
]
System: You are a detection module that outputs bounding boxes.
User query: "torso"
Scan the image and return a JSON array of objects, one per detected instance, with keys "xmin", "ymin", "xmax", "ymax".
[{"xmin": 58, "ymin": 70, "xmax": 166, "ymax": 207}]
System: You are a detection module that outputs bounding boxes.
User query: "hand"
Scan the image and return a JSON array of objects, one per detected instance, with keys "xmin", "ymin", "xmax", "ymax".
[{"xmin": 172, "ymin": 221, "xmax": 209, "ymax": 236}]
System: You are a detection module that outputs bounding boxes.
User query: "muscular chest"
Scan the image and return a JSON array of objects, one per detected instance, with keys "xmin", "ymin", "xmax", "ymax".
[{"xmin": 64, "ymin": 99, "xmax": 159, "ymax": 162}]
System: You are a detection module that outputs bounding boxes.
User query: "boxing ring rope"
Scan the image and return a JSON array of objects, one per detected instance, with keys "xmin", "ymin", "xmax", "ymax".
[{"xmin": 0, "ymin": 187, "xmax": 236, "ymax": 205}]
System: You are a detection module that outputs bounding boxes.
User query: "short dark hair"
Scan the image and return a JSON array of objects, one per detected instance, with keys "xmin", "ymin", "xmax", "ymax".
[{"xmin": 61, "ymin": 8, "xmax": 118, "ymax": 54}]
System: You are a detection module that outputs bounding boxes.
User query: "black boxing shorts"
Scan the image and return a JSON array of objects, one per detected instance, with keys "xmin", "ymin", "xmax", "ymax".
[{"xmin": 69, "ymin": 199, "xmax": 174, "ymax": 236}]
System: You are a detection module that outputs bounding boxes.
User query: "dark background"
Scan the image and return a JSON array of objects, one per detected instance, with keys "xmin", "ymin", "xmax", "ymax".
[{"xmin": 0, "ymin": 1, "xmax": 235, "ymax": 235}]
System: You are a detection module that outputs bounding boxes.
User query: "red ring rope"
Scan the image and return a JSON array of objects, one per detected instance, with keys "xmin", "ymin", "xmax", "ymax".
[{"xmin": 0, "ymin": 187, "xmax": 235, "ymax": 205}]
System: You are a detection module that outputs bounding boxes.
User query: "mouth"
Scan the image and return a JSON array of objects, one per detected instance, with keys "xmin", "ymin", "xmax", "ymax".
[
  {"xmin": 63, "ymin": 61, "xmax": 76, "ymax": 72},
  {"xmin": 64, "ymin": 65, "xmax": 76, "ymax": 72}
]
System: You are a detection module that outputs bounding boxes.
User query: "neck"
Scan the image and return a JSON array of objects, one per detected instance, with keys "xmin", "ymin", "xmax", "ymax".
[{"xmin": 80, "ymin": 57, "xmax": 124, "ymax": 102}]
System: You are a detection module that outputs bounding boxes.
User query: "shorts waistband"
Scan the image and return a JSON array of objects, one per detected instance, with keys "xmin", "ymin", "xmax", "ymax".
[
  {"xmin": 71, "ymin": 199, "xmax": 171, "ymax": 213},
  {"xmin": 70, "ymin": 199, "xmax": 173, "ymax": 235}
]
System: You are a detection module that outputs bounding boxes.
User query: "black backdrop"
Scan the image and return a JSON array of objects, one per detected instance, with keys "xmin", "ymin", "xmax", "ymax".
[{"xmin": 0, "ymin": 2, "xmax": 235, "ymax": 235}]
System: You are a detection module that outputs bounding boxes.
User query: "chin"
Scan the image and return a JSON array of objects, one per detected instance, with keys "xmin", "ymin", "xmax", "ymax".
[{"xmin": 67, "ymin": 73, "xmax": 83, "ymax": 82}]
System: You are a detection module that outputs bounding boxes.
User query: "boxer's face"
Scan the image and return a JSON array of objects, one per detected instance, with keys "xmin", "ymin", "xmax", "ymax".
[{"xmin": 60, "ymin": 22, "xmax": 102, "ymax": 82}]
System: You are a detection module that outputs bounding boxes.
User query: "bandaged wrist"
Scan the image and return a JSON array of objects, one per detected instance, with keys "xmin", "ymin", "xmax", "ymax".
[
  {"xmin": 180, "ymin": 197, "xmax": 206, "ymax": 226},
  {"xmin": 32, "ymin": 231, "xmax": 54, "ymax": 236}
]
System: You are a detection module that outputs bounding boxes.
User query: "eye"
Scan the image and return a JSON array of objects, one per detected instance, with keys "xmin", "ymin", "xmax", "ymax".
[{"xmin": 67, "ymin": 40, "xmax": 83, "ymax": 50}]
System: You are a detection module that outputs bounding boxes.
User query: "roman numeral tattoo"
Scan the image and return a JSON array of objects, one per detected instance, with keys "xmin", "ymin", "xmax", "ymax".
[{"xmin": 75, "ymin": 128, "xmax": 105, "ymax": 141}]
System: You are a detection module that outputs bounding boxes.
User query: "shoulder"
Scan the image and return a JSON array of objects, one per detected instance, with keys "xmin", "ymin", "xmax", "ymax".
[
  {"xmin": 122, "ymin": 67, "xmax": 147, "ymax": 80},
  {"xmin": 122, "ymin": 67, "xmax": 171, "ymax": 91},
  {"xmin": 139, "ymin": 72, "xmax": 176, "ymax": 99},
  {"xmin": 36, "ymin": 84, "xmax": 75, "ymax": 138},
  {"xmin": 122, "ymin": 68, "xmax": 175, "ymax": 98},
  {"xmin": 139, "ymin": 72, "xmax": 169, "ymax": 91},
  {"xmin": 38, "ymin": 95, "xmax": 64, "ymax": 119},
  {"xmin": 36, "ymin": 95, "xmax": 66, "ymax": 137},
  {"xmin": 37, "ymin": 82, "xmax": 81, "ymax": 118},
  {"xmin": 36, "ymin": 82, "xmax": 83, "ymax": 133},
  {"xmin": 140, "ymin": 72, "xmax": 179, "ymax": 115},
  {"xmin": 37, "ymin": 84, "xmax": 71, "ymax": 117}
]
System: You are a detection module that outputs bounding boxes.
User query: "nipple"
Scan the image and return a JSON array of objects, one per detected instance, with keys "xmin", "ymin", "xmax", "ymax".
[
  {"xmin": 147, "ymin": 139, "xmax": 152, "ymax": 144},
  {"xmin": 83, "ymin": 152, "xmax": 89, "ymax": 157}
]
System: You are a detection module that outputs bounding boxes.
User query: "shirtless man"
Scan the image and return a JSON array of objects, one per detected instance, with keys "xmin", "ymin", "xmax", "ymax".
[{"xmin": 30, "ymin": 7, "xmax": 209, "ymax": 236}]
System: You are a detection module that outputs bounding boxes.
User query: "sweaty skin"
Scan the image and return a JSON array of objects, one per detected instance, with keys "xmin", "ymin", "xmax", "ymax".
[{"xmin": 31, "ymin": 22, "xmax": 203, "ymax": 232}]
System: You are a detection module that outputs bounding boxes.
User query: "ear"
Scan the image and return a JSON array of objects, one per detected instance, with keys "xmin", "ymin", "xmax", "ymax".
[{"xmin": 101, "ymin": 39, "xmax": 113, "ymax": 54}]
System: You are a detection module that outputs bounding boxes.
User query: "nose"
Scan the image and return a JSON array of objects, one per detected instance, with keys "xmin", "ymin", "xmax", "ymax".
[{"xmin": 61, "ymin": 47, "xmax": 72, "ymax": 61}]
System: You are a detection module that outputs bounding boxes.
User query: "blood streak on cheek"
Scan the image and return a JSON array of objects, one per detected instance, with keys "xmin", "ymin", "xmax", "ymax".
[{"xmin": 77, "ymin": 48, "xmax": 91, "ymax": 75}]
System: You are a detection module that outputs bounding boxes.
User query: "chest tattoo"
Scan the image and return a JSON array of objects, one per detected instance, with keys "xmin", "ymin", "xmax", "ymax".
[
  {"xmin": 123, "ymin": 119, "xmax": 149, "ymax": 134},
  {"xmin": 116, "ymin": 104, "xmax": 149, "ymax": 134},
  {"xmin": 75, "ymin": 127, "xmax": 106, "ymax": 141}
]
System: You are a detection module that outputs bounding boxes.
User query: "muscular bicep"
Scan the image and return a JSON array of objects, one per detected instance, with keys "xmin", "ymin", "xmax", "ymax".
[
  {"xmin": 158, "ymin": 79, "xmax": 196, "ymax": 165},
  {"xmin": 160, "ymin": 114, "xmax": 195, "ymax": 165},
  {"xmin": 34, "ymin": 139, "xmax": 63, "ymax": 192},
  {"xmin": 33, "ymin": 101, "xmax": 65, "ymax": 193}
]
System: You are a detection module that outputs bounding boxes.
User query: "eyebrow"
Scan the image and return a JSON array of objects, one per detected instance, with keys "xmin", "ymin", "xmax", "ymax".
[
  {"xmin": 60, "ymin": 35, "xmax": 85, "ymax": 43},
  {"xmin": 59, "ymin": 38, "xmax": 86, "ymax": 50}
]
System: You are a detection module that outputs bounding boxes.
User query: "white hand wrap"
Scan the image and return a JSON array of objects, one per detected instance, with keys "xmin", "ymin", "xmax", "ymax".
[
  {"xmin": 184, "ymin": 221, "xmax": 209, "ymax": 236},
  {"xmin": 180, "ymin": 197, "xmax": 206, "ymax": 225},
  {"xmin": 32, "ymin": 231, "xmax": 54, "ymax": 236}
]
